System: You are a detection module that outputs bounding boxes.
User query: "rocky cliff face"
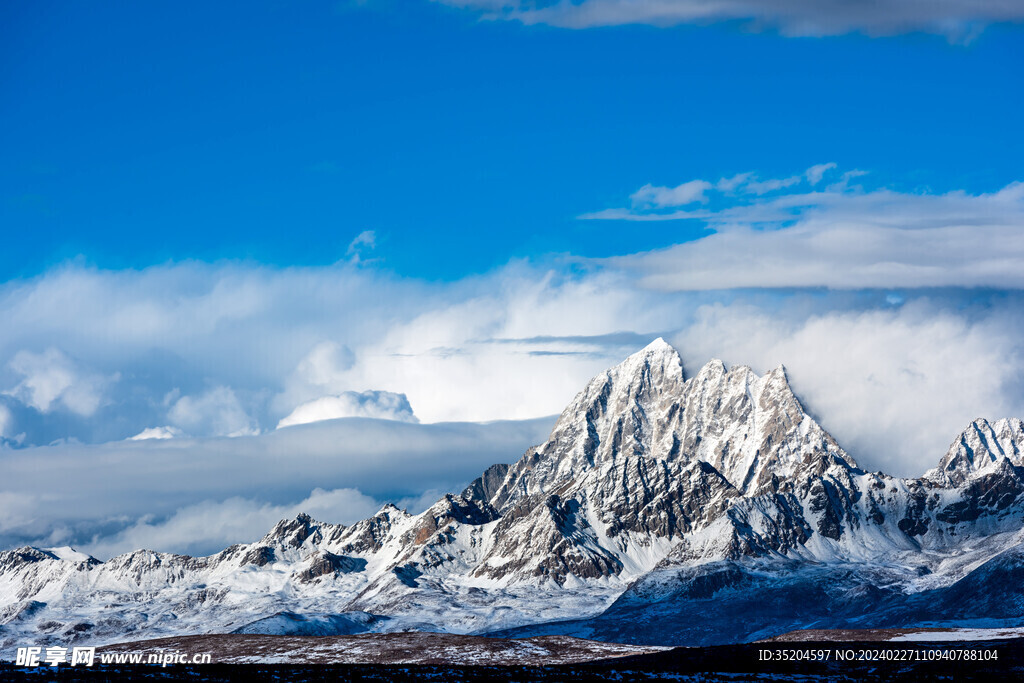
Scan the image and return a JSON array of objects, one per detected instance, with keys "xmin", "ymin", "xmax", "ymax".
[{"xmin": 3, "ymin": 339, "xmax": 1024, "ymax": 651}]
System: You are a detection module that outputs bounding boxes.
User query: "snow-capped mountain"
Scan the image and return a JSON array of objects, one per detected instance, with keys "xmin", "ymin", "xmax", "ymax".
[{"xmin": 3, "ymin": 339, "xmax": 1024, "ymax": 652}]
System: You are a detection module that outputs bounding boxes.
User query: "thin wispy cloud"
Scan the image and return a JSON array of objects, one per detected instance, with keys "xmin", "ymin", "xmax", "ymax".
[
  {"xmin": 346, "ymin": 229, "xmax": 378, "ymax": 264},
  {"xmin": 630, "ymin": 179, "xmax": 712, "ymax": 209},
  {"xmin": 437, "ymin": 0, "xmax": 1024, "ymax": 40},
  {"xmin": 584, "ymin": 166, "xmax": 1024, "ymax": 290}
]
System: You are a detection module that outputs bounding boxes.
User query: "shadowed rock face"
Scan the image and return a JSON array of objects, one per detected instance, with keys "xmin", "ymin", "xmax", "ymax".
[
  {"xmin": 404, "ymin": 495, "xmax": 499, "ymax": 548},
  {"xmin": 2, "ymin": 339, "xmax": 1024, "ymax": 651},
  {"xmin": 241, "ymin": 546, "xmax": 275, "ymax": 567},
  {"xmin": 295, "ymin": 551, "xmax": 366, "ymax": 583},
  {"xmin": 462, "ymin": 463, "xmax": 511, "ymax": 503}
]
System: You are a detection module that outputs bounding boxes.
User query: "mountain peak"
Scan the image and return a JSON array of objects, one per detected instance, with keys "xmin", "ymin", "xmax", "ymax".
[
  {"xmin": 604, "ymin": 338, "xmax": 686, "ymax": 395},
  {"xmin": 490, "ymin": 342, "xmax": 850, "ymax": 510},
  {"xmin": 762, "ymin": 363, "xmax": 800, "ymax": 401},
  {"xmin": 642, "ymin": 336, "xmax": 673, "ymax": 352},
  {"xmin": 927, "ymin": 417, "xmax": 1024, "ymax": 486},
  {"xmin": 560, "ymin": 336, "xmax": 686, "ymax": 414},
  {"xmin": 695, "ymin": 358, "xmax": 727, "ymax": 378},
  {"xmin": 262, "ymin": 513, "xmax": 325, "ymax": 548},
  {"xmin": 486, "ymin": 339, "xmax": 688, "ymax": 510},
  {"xmin": 618, "ymin": 337, "xmax": 683, "ymax": 372},
  {"xmin": 377, "ymin": 503, "xmax": 406, "ymax": 516}
]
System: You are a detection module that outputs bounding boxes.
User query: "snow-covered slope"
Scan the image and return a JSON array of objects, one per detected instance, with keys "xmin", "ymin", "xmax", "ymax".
[{"xmin": 4, "ymin": 339, "xmax": 1024, "ymax": 653}]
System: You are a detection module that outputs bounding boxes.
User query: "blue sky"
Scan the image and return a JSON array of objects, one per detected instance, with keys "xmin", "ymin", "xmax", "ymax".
[
  {"xmin": 2, "ymin": 1, "xmax": 1024, "ymax": 556},
  {"xmin": 3, "ymin": 1, "xmax": 1022, "ymax": 279}
]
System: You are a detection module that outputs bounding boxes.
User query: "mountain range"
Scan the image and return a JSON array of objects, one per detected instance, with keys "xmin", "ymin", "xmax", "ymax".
[{"xmin": 3, "ymin": 338, "xmax": 1024, "ymax": 653}]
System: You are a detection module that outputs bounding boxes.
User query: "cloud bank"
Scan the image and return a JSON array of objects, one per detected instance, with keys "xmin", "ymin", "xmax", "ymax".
[
  {"xmin": 438, "ymin": 0, "xmax": 1024, "ymax": 39},
  {"xmin": 0, "ymin": 416, "xmax": 555, "ymax": 558},
  {"xmin": 0, "ymin": 261, "xmax": 681, "ymax": 446}
]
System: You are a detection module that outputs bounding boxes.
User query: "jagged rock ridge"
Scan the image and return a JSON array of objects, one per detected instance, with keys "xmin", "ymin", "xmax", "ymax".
[{"xmin": 3, "ymin": 339, "xmax": 1024, "ymax": 651}]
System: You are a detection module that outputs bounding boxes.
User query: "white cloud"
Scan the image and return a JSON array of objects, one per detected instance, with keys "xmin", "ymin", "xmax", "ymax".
[
  {"xmin": 0, "ymin": 261, "xmax": 436, "ymax": 444},
  {"xmin": 806, "ymin": 162, "xmax": 838, "ymax": 186},
  {"xmin": 334, "ymin": 268, "xmax": 683, "ymax": 422},
  {"xmin": 168, "ymin": 386, "xmax": 258, "ymax": 437},
  {"xmin": 128, "ymin": 426, "xmax": 184, "ymax": 441},
  {"xmin": 673, "ymin": 301, "xmax": 1024, "ymax": 477},
  {"xmin": 0, "ymin": 492, "xmax": 39, "ymax": 541},
  {"xmin": 0, "ymin": 261, "xmax": 672, "ymax": 440},
  {"xmin": 585, "ymin": 163, "xmax": 840, "ymax": 219},
  {"xmin": 630, "ymin": 179, "xmax": 712, "ymax": 208},
  {"xmin": 4, "ymin": 348, "xmax": 114, "ymax": 417},
  {"xmin": 346, "ymin": 230, "xmax": 377, "ymax": 263},
  {"xmin": 297, "ymin": 341, "xmax": 356, "ymax": 386},
  {"xmin": 716, "ymin": 172, "xmax": 755, "ymax": 192},
  {"xmin": 274, "ymin": 341, "xmax": 357, "ymax": 416},
  {"xmin": 437, "ymin": 0, "xmax": 1024, "ymax": 40},
  {"xmin": 743, "ymin": 175, "xmax": 804, "ymax": 195},
  {"xmin": 0, "ymin": 403, "xmax": 10, "ymax": 438},
  {"xmin": 278, "ymin": 390, "xmax": 418, "ymax": 428}
]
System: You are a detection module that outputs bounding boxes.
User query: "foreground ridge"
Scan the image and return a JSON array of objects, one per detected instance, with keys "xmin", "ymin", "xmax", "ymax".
[{"xmin": 3, "ymin": 339, "xmax": 1024, "ymax": 651}]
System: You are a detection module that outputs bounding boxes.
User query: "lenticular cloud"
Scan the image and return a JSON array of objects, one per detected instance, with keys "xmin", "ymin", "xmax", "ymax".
[{"xmin": 278, "ymin": 390, "xmax": 418, "ymax": 428}]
